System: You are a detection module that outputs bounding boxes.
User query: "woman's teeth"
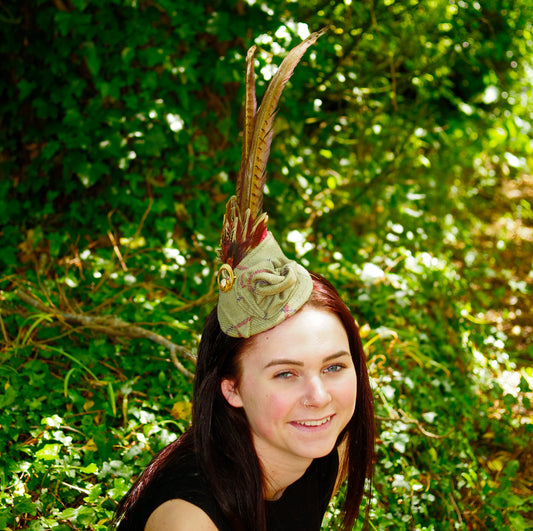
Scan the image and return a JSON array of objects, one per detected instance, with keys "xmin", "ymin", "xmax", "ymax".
[{"xmin": 295, "ymin": 416, "xmax": 331, "ymax": 427}]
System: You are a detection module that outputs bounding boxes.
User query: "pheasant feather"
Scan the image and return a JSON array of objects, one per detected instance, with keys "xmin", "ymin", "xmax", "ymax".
[
  {"xmin": 220, "ymin": 27, "xmax": 328, "ymax": 268},
  {"xmin": 236, "ymin": 44, "xmax": 257, "ymax": 207}
]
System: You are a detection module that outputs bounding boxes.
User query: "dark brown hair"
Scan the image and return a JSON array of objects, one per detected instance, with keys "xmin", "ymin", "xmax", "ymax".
[{"xmin": 114, "ymin": 272, "xmax": 374, "ymax": 530}]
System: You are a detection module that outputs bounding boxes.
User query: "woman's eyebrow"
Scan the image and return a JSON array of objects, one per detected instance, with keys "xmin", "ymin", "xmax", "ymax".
[
  {"xmin": 323, "ymin": 351, "xmax": 351, "ymax": 362},
  {"xmin": 263, "ymin": 350, "xmax": 351, "ymax": 369}
]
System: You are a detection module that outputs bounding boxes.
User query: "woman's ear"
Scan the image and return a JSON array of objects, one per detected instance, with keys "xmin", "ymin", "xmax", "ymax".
[{"xmin": 220, "ymin": 378, "xmax": 243, "ymax": 408}]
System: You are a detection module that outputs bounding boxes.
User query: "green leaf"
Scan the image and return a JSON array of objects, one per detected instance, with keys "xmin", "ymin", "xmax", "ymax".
[
  {"xmin": 84, "ymin": 42, "xmax": 101, "ymax": 76},
  {"xmin": 17, "ymin": 79, "xmax": 36, "ymax": 100},
  {"xmin": 14, "ymin": 495, "xmax": 37, "ymax": 516},
  {"xmin": 59, "ymin": 507, "xmax": 77, "ymax": 519},
  {"xmin": 0, "ymin": 508, "xmax": 12, "ymax": 528},
  {"xmin": 35, "ymin": 443, "xmax": 62, "ymax": 461}
]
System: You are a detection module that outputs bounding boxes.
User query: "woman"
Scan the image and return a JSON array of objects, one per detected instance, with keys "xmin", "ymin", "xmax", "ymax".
[
  {"xmin": 114, "ymin": 273, "xmax": 374, "ymax": 531},
  {"xmin": 115, "ymin": 28, "xmax": 374, "ymax": 530}
]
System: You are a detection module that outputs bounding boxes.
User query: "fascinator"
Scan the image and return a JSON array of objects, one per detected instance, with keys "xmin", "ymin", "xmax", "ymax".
[{"xmin": 217, "ymin": 27, "xmax": 327, "ymax": 338}]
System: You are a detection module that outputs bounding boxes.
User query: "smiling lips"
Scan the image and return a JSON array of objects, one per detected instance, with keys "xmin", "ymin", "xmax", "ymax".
[{"xmin": 292, "ymin": 415, "xmax": 333, "ymax": 428}]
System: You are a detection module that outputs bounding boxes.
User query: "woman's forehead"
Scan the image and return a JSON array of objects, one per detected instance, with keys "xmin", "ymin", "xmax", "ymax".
[{"xmin": 237, "ymin": 307, "xmax": 350, "ymax": 367}]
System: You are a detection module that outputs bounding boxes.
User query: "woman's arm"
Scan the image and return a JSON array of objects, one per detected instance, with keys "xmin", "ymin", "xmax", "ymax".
[{"xmin": 145, "ymin": 499, "xmax": 219, "ymax": 531}]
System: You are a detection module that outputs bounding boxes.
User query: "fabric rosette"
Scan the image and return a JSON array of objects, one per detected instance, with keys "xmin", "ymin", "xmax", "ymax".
[{"xmin": 217, "ymin": 232, "xmax": 312, "ymax": 338}]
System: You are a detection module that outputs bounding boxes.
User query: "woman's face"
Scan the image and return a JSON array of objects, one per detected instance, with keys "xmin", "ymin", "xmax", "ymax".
[{"xmin": 221, "ymin": 306, "xmax": 357, "ymax": 468}]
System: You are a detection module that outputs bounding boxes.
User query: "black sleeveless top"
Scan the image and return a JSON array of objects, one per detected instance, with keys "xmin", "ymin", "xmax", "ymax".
[{"xmin": 117, "ymin": 448, "xmax": 339, "ymax": 531}]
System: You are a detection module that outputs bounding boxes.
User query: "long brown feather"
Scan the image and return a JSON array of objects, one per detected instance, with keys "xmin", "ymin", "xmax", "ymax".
[
  {"xmin": 241, "ymin": 26, "xmax": 328, "ymax": 218},
  {"xmin": 236, "ymin": 45, "xmax": 257, "ymax": 208},
  {"xmin": 220, "ymin": 27, "xmax": 328, "ymax": 267}
]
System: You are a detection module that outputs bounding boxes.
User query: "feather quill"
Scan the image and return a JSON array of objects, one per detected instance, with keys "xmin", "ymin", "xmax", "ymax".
[{"xmin": 220, "ymin": 27, "xmax": 328, "ymax": 267}]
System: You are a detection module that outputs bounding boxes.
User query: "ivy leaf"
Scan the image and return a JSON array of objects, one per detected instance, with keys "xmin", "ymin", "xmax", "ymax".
[
  {"xmin": 83, "ymin": 42, "xmax": 101, "ymax": 76},
  {"xmin": 13, "ymin": 496, "xmax": 37, "ymax": 516},
  {"xmin": 35, "ymin": 443, "xmax": 62, "ymax": 461},
  {"xmin": 80, "ymin": 462, "xmax": 98, "ymax": 474}
]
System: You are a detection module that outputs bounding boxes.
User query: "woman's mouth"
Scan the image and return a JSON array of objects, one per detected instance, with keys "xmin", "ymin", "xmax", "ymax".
[{"xmin": 291, "ymin": 415, "xmax": 333, "ymax": 429}]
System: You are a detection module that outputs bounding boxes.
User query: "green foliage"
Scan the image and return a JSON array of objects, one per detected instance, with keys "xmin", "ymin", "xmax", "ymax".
[{"xmin": 1, "ymin": 0, "xmax": 532, "ymax": 529}]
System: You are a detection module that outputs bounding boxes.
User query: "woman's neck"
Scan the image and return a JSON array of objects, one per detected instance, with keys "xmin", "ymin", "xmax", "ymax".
[{"xmin": 259, "ymin": 451, "xmax": 314, "ymax": 501}]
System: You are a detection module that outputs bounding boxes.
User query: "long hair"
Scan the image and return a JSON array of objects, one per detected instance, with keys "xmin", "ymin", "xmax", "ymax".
[{"xmin": 114, "ymin": 272, "xmax": 374, "ymax": 531}]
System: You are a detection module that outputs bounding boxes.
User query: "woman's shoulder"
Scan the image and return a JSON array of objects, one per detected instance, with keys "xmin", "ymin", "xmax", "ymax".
[
  {"xmin": 117, "ymin": 440, "xmax": 231, "ymax": 531},
  {"xmin": 145, "ymin": 499, "xmax": 219, "ymax": 531}
]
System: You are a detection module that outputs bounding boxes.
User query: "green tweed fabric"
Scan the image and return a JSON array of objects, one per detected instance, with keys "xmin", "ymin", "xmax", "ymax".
[{"xmin": 217, "ymin": 232, "xmax": 313, "ymax": 338}]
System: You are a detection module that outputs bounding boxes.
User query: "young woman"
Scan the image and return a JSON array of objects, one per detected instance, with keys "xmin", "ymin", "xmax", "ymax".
[
  {"xmin": 115, "ymin": 28, "xmax": 374, "ymax": 530},
  {"xmin": 114, "ymin": 273, "xmax": 374, "ymax": 531}
]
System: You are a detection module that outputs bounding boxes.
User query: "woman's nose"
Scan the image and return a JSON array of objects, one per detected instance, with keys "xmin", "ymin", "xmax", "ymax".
[{"xmin": 302, "ymin": 376, "xmax": 332, "ymax": 408}]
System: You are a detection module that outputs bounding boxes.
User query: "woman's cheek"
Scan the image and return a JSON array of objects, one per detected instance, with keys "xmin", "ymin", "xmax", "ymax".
[
  {"xmin": 255, "ymin": 391, "xmax": 294, "ymax": 434},
  {"xmin": 342, "ymin": 374, "xmax": 357, "ymax": 414}
]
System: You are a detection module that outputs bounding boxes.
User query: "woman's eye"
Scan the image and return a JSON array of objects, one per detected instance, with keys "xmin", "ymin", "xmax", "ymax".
[
  {"xmin": 324, "ymin": 364, "xmax": 344, "ymax": 374},
  {"xmin": 274, "ymin": 371, "xmax": 295, "ymax": 379}
]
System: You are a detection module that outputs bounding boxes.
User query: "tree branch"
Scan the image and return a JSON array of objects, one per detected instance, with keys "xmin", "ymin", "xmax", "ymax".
[{"xmin": 13, "ymin": 289, "xmax": 196, "ymax": 379}]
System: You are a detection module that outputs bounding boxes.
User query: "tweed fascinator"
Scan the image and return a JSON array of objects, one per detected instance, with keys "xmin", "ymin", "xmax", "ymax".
[{"xmin": 217, "ymin": 28, "xmax": 327, "ymax": 338}]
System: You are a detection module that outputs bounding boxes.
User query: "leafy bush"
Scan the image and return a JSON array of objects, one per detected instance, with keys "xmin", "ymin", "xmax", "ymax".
[{"xmin": 1, "ymin": 1, "xmax": 532, "ymax": 529}]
